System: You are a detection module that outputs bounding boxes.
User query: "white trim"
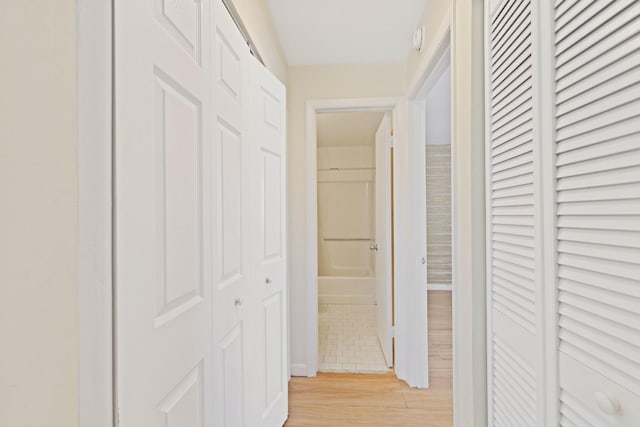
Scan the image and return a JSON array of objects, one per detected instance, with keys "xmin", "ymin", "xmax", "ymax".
[
  {"xmin": 483, "ymin": 2, "xmax": 494, "ymax": 426},
  {"xmin": 407, "ymin": 11, "xmax": 451, "ymax": 392},
  {"xmin": 536, "ymin": 2, "xmax": 560, "ymax": 425},
  {"xmin": 427, "ymin": 284, "xmax": 452, "ymax": 292},
  {"xmin": 77, "ymin": 0, "xmax": 113, "ymax": 425},
  {"xmin": 304, "ymin": 101, "xmax": 319, "ymax": 377},
  {"xmin": 305, "ymin": 97, "xmax": 401, "ymax": 379},
  {"xmin": 290, "ymin": 363, "xmax": 308, "ymax": 377},
  {"xmin": 531, "ymin": 2, "xmax": 550, "ymax": 424}
]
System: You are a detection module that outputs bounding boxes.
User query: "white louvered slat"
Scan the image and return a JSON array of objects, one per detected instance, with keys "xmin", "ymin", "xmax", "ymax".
[
  {"xmin": 487, "ymin": 1, "xmax": 541, "ymax": 425},
  {"xmin": 553, "ymin": 1, "xmax": 640, "ymax": 423}
]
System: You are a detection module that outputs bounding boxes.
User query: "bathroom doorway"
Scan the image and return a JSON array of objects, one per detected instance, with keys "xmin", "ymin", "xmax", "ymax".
[
  {"xmin": 304, "ymin": 97, "xmax": 427, "ymax": 385},
  {"xmin": 315, "ymin": 111, "xmax": 393, "ymax": 373}
]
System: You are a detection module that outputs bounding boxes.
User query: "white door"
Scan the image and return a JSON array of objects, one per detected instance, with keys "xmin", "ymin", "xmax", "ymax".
[
  {"xmin": 246, "ymin": 54, "xmax": 288, "ymax": 427},
  {"xmin": 114, "ymin": 0, "xmax": 213, "ymax": 425},
  {"xmin": 210, "ymin": 1, "xmax": 252, "ymax": 425},
  {"xmin": 375, "ymin": 113, "xmax": 393, "ymax": 367},
  {"xmin": 551, "ymin": 1, "xmax": 640, "ymax": 425},
  {"xmin": 486, "ymin": 0, "xmax": 545, "ymax": 424}
]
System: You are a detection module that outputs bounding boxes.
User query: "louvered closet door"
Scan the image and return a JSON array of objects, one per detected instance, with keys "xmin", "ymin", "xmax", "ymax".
[
  {"xmin": 487, "ymin": 0, "xmax": 544, "ymax": 425},
  {"xmin": 553, "ymin": 2, "xmax": 640, "ymax": 425}
]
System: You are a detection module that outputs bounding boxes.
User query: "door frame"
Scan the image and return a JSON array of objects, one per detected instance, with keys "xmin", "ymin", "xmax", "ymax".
[
  {"xmin": 304, "ymin": 97, "xmax": 429, "ymax": 386},
  {"xmin": 407, "ymin": 4, "xmax": 487, "ymax": 425},
  {"xmin": 77, "ymin": 0, "xmax": 113, "ymax": 425}
]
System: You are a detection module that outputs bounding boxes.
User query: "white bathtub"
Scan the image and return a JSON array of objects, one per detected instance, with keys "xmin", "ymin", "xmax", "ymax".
[{"xmin": 318, "ymin": 276, "xmax": 376, "ymax": 305}]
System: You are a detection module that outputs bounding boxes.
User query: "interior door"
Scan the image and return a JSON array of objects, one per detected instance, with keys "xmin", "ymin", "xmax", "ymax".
[
  {"xmin": 210, "ymin": 1, "xmax": 253, "ymax": 425},
  {"xmin": 375, "ymin": 113, "xmax": 393, "ymax": 367},
  {"xmin": 486, "ymin": 0, "xmax": 544, "ymax": 424},
  {"xmin": 247, "ymin": 54, "xmax": 288, "ymax": 427},
  {"xmin": 114, "ymin": 0, "xmax": 213, "ymax": 425}
]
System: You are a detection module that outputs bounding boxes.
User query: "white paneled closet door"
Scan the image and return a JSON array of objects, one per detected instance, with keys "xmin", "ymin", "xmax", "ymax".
[
  {"xmin": 115, "ymin": 0, "xmax": 288, "ymax": 425},
  {"xmin": 210, "ymin": 0, "xmax": 253, "ymax": 425},
  {"xmin": 553, "ymin": 1, "xmax": 640, "ymax": 425},
  {"xmin": 210, "ymin": 2, "xmax": 288, "ymax": 426},
  {"xmin": 486, "ymin": 0, "xmax": 545, "ymax": 425},
  {"xmin": 246, "ymin": 54, "xmax": 288, "ymax": 427},
  {"xmin": 114, "ymin": 0, "xmax": 214, "ymax": 424}
]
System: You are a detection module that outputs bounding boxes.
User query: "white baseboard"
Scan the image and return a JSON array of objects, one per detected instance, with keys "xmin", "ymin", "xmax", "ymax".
[
  {"xmin": 426, "ymin": 283, "xmax": 452, "ymax": 291},
  {"xmin": 290, "ymin": 363, "xmax": 308, "ymax": 377},
  {"xmin": 318, "ymin": 294, "xmax": 376, "ymax": 305}
]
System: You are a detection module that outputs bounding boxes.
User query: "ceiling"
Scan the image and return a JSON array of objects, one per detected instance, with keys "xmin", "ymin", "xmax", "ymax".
[
  {"xmin": 317, "ymin": 112, "xmax": 385, "ymax": 147},
  {"xmin": 265, "ymin": 0, "xmax": 427, "ymax": 66}
]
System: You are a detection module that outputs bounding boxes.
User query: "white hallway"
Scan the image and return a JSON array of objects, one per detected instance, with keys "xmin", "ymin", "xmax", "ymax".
[{"xmin": 1, "ymin": 0, "xmax": 639, "ymax": 426}]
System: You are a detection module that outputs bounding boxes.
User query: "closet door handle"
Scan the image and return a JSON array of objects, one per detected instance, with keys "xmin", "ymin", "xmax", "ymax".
[
  {"xmin": 234, "ymin": 298, "xmax": 243, "ymax": 308},
  {"xmin": 594, "ymin": 392, "xmax": 621, "ymax": 415},
  {"xmin": 265, "ymin": 277, "xmax": 272, "ymax": 284}
]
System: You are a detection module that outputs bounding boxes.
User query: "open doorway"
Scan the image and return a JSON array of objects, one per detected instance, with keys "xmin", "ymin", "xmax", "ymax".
[
  {"xmin": 315, "ymin": 111, "xmax": 393, "ymax": 373},
  {"xmin": 303, "ymin": 97, "xmax": 427, "ymax": 382},
  {"xmin": 422, "ymin": 50, "xmax": 453, "ymax": 396}
]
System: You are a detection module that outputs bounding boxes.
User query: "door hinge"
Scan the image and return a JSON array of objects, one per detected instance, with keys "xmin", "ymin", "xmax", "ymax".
[
  {"xmin": 386, "ymin": 136, "xmax": 394, "ymax": 148},
  {"xmin": 390, "ymin": 325, "xmax": 395, "ymax": 338}
]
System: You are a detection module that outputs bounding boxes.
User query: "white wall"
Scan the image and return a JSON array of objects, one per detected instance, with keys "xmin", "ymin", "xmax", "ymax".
[
  {"xmin": 287, "ymin": 62, "xmax": 406, "ymax": 371},
  {"xmin": 425, "ymin": 65, "xmax": 452, "ymax": 146},
  {"xmin": 0, "ymin": 1, "xmax": 79, "ymax": 426}
]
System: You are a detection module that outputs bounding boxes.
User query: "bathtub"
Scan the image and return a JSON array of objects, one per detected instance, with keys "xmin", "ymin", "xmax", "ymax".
[{"xmin": 318, "ymin": 276, "xmax": 376, "ymax": 305}]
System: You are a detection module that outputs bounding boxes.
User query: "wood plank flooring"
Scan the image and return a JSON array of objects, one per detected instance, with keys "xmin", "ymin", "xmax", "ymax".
[{"xmin": 285, "ymin": 291, "xmax": 452, "ymax": 426}]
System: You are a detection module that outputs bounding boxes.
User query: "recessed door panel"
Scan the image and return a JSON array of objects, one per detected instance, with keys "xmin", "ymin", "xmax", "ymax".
[
  {"xmin": 220, "ymin": 325, "xmax": 244, "ymax": 427},
  {"xmin": 262, "ymin": 151, "xmax": 282, "ymax": 262},
  {"xmin": 153, "ymin": 68, "xmax": 203, "ymax": 326},
  {"xmin": 219, "ymin": 123, "xmax": 243, "ymax": 284},
  {"xmin": 155, "ymin": 0, "xmax": 202, "ymax": 63},
  {"xmin": 156, "ymin": 362, "xmax": 203, "ymax": 427},
  {"xmin": 262, "ymin": 292, "xmax": 283, "ymax": 412}
]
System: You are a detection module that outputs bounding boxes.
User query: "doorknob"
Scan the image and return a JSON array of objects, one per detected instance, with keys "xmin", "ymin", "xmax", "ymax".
[
  {"xmin": 234, "ymin": 298, "xmax": 243, "ymax": 308},
  {"xmin": 370, "ymin": 243, "xmax": 378, "ymax": 251},
  {"xmin": 265, "ymin": 277, "xmax": 272, "ymax": 284},
  {"xmin": 594, "ymin": 391, "xmax": 621, "ymax": 415}
]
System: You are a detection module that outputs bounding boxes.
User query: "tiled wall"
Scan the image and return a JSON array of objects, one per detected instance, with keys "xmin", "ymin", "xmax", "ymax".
[{"xmin": 426, "ymin": 145, "xmax": 452, "ymax": 284}]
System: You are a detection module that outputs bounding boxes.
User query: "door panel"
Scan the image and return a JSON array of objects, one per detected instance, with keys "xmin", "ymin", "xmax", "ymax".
[
  {"xmin": 211, "ymin": 0, "xmax": 251, "ymax": 425},
  {"xmin": 375, "ymin": 113, "xmax": 393, "ymax": 367},
  {"xmin": 249, "ymin": 55, "xmax": 288, "ymax": 426},
  {"xmin": 156, "ymin": 363, "xmax": 204, "ymax": 427},
  {"xmin": 114, "ymin": 0, "xmax": 212, "ymax": 424},
  {"xmin": 220, "ymin": 325, "xmax": 244, "ymax": 426},
  {"xmin": 117, "ymin": 1, "xmax": 288, "ymax": 425}
]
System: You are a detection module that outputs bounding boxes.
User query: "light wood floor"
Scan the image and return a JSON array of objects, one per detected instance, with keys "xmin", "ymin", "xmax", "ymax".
[{"xmin": 285, "ymin": 291, "xmax": 453, "ymax": 426}]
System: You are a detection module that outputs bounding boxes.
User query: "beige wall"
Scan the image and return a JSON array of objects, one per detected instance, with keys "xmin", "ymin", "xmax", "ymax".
[
  {"xmin": 0, "ymin": 1, "xmax": 79, "ymax": 426},
  {"xmin": 230, "ymin": 0, "xmax": 288, "ymax": 83},
  {"xmin": 287, "ymin": 62, "xmax": 405, "ymax": 368},
  {"xmin": 406, "ymin": 0, "xmax": 452, "ymax": 88}
]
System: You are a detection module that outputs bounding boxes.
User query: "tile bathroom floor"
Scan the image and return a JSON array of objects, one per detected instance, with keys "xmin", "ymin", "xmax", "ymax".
[{"xmin": 318, "ymin": 304, "xmax": 389, "ymax": 373}]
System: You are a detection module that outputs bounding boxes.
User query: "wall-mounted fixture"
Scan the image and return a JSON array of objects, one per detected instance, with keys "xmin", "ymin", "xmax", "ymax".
[{"xmin": 413, "ymin": 26, "xmax": 424, "ymax": 51}]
